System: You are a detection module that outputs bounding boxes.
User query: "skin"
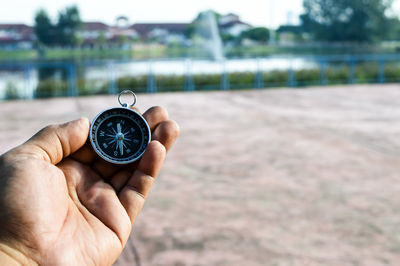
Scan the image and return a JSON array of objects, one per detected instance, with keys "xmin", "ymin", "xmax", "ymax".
[{"xmin": 0, "ymin": 106, "xmax": 179, "ymax": 266}]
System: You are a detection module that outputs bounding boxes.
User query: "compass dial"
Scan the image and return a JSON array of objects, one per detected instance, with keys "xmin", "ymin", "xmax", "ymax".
[{"xmin": 90, "ymin": 107, "xmax": 151, "ymax": 164}]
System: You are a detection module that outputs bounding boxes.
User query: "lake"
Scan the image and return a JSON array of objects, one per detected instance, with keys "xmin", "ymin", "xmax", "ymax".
[{"xmin": 0, "ymin": 56, "xmax": 318, "ymax": 99}]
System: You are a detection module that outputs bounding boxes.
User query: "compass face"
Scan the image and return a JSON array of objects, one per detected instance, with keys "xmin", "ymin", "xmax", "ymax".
[{"xmin": 90, "ymin": 107, "xmax": 151, "ymax": 164}]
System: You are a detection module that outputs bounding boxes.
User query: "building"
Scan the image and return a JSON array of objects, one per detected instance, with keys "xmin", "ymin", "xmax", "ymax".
[
  {"xmin": 0, "ymin": 14, "xmax": 256, "ymax": 49},
  {"xmin": 78, "ymin": 22, "xmax": 110, "ymax": 47},
  {"xmin": 0, "ymin": 24, "xmax": 35, "ymax": 49},
  {"xmin": 131, "ymin": 23, "xmax": 188, "ymax": 44},
  {"xmin": 78, "ymin": 21, "xmax": 138, "ymax": 48},
  {"xmin": 218, "ymin": 14, "xmax": 252, "ymax": 37}
]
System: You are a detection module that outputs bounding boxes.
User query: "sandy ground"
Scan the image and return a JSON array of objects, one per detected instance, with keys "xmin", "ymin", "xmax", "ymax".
[{"xmin": 1, "ymin": 84, "xmax": 400, "ymax": 266}]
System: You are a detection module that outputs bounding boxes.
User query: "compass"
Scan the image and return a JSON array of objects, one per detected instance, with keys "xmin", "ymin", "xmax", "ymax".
[{"xmin": 90, "ymin": 90, "xmax": 151, "ymax": 164}]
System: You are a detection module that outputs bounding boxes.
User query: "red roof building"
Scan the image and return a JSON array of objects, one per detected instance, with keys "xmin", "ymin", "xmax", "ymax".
[
  {"xmin": 0, "ymin": 24, "xmax": 35, "ymax": 49},
  {"xmin": 131, "ymin": 23, "xmax": 188, "ymax": 40}
]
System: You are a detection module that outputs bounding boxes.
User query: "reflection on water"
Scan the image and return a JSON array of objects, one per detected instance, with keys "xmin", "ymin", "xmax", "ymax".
[
  {"xmin": 0, "ymin": 70, "xmax": 38, "ymax": 99},
  {"xmin": 86, "ymin": 57, "xmax": 315, "ymax": 77},
  {"xmin": 0, "ymin": 57, "xmax": 316, "ymax": 99}
]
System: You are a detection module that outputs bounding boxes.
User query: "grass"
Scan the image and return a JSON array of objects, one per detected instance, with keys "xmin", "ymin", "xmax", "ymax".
[
  {"xmin": 0, "ymin": 50, "xmax": 37, "ymax": 61},
  {"xmin": 0, "ymin": 42, "xmax": 398, "ymax": 62}
]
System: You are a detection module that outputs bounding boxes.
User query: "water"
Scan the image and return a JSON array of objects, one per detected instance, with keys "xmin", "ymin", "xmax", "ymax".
[
  {"xmin": 88, "ymin": 57, "xmax": 314, "ymax": 76},
  {"xmin": 203, "ymin": 11, "xmax": 225, "ymax": 61},
  {"xmin": 193, "ymin": 10, "xmax": 225, "ymax": 61},
  {"xmin": 0, "ymin": 57, "xmax": 316, "ymax": 99}
]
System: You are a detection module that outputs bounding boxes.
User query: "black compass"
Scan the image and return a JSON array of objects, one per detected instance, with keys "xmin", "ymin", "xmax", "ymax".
[{"xmin": 90, "ymin": 91, "xmax": 151, "ymax": 164}]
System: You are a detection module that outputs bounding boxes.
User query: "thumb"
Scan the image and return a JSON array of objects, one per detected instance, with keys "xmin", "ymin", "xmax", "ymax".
[{"xmin": 20, "ymin": 117, "xmax": 90, "ymax": 165}]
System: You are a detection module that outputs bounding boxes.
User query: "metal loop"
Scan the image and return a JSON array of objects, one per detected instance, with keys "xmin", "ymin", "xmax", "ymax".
[{"xmin": 118, "ymin": 90, "xmax": 137, "ymax": 107}]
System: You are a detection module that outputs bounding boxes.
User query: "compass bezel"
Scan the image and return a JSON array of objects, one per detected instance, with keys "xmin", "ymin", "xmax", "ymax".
[{"xmin": 90, "ymin": 107, "xmax": 151, "ymax": 165}]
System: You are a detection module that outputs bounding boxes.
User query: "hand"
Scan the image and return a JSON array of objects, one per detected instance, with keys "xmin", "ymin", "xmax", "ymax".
[{"xmin": 0, "ymin": 106, "xmax": 179, "ymax": 265}]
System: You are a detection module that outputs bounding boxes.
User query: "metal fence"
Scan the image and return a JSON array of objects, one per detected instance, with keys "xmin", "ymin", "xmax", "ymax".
[{"xmin": 1, "ymin": 54, "xmax": 400, "ymax": 100}]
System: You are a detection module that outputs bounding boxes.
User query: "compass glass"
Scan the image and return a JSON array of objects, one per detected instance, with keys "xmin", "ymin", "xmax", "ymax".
[{"xmin": 90, "ymin": 107, "xmax": 150, "ymax": 164}]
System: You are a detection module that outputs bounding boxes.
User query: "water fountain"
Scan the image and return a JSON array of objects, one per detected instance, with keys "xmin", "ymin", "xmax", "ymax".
[{"xmin": 193, "ymin": 10, "xmax": 225, "ymax": 61}]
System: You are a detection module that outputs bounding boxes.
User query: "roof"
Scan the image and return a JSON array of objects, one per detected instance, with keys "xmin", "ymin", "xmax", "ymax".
[
  {"xmin": 131, "ymin": 23, "xmax": 189, "ymax": 37},
  {"xmin": 0, "ymin": 24, "xmax": 33, "ymax": 33},
  {"xmin": 0, "ymin": 24, "xmax": 34, "ymax": 42},
  {"xmin": 82, "ymin": 22, "xmax": 109, "ymax": 31},
  {"xmin": 219, "ymin": 20, "xmax": 251, "ymax": 29}
]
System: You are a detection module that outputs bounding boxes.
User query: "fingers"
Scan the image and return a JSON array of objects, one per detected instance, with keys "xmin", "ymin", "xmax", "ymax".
[
  {"xmin": 143, "ymin": 106, "xmax": 179, "ymax": 152},
  {"xmin": 109, "ymin": 170, "xmax": 132, "ymax": 193},
  {"xmin": 92, "ymin": 160, "xmax": 121, "ymax": 180},
  {"xmin": 70, "ymin": 141, "xmax": 98, "ymax": 164},
  {"xmin": 118, "ymin": 141, "xmax": 166, "ymax": 223},
  {"xmin": 120, "ymin": 119, "xmax": 179, "ymax": 176},
  {"xmin": 143, "ymin": 106, "xmax": 169, "ymax": 131},
  {"xmin": 20, "ymin": 118, "xmax": 90, "ymax": 165},
  {"xmin": 152, "ymin": 120, "xmax": 180, "ymax": 152}
]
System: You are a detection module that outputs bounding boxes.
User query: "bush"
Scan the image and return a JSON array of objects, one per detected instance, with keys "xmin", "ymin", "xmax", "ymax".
[
  {"xmin": 355, "ymin": 62, "xmax": 379, "ymax": 83},
  {"xmin": 36, "ymin": 79, "xmax": 68, "ymax": 98},
  {"xmin": 262, "ymin": 70, "xmax": 288, "ymax": 87},
  {"xmin": 4, "ymin": 82, "xmax": 21, "ymax": 100},
  {"xmin": 326, "ymin": 65, "xmax": 350, "ymax": 84},
  {"xmin": 117, "ymin": 75, "xmax": 147, "ymax": 93},
  {"xmin": 295, "ymin": 69, "xmax": 320, "ymax": 86},
  {"xmin": 78, "ymin": 79, "xmax": 108, "ymax": 96},
  {"xmin": 156, "ymin": 75, "xmax": 185, "ymax": 92},
  {"xmin": 28, "ymin": 61, "xmax": 400, "ymax": 98},
  {"xmin": 228, "ymin": 72, "xmax": 255, "ymax": 90},
  {"xmin": 384, "ymin": 63, "xmax": 400, "ymax": 82},
  {"xmin": 192, "ymin": 73, "xmax": 222, "ymax": 91}
]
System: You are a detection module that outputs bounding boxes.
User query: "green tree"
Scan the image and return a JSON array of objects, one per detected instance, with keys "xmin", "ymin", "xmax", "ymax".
[
  {"xmin": 34, "ymin": 5, "xmax": 82, "ymax": 47},
  {"xmin": 301, "ymin": 0, "xmax": 396, "ymax": 42},
  {"xmin": 56, "ymin": 5, "xmax": 82, "ymax": 46},
  {"xmin": 240, "ymin": 27, "xmax": 270, "ymax": 43},
  {"xmin": 34, "ymin": 9, "xmax": 55, "ymax": 46},
  {"xmin": 221, "ymin": 33, "xmax": 235, "ymax": 44},
  {"xmin": 96, "ymin": 32, "xmax": 107, "ymax": 48}
]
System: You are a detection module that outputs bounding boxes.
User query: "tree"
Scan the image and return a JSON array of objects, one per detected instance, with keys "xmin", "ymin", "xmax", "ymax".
[
  {"xmin": 34, "ymin": 5, "xmax": 82, "ymax": 47},
  {"xmin": 34, "ymin": 9, "xmax": 55, "ymax": 46},
  {"xmin": 240, "ymin": 27, "xmax": 270, "ymax": 43},
  {"xmin": 96, "ymin": 32, "xmax": 107, "ymax": 48},
  {"xmin": 301, "ymin": 0, "xmax": 396, "ymax": 42},
  {"xmin": 56, "ymin": 5, "xmax": 82, "ymax": 46}
]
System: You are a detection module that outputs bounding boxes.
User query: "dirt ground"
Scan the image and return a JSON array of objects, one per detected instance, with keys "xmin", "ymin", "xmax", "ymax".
[{"xmin": 1, "ymin": 84, "xmax": 400, "ymax": 266}]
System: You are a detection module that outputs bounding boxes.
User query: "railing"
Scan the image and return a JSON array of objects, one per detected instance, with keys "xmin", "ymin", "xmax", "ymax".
[{"xmin": 1, "ymin": 54, "xmax": 400, "ymax": 100}]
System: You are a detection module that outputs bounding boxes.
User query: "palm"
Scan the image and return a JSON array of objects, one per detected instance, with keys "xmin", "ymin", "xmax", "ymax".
[
  {"xmin": 28, "ymin": 158, "xmax": 129, "ymax": 265},
  {"xmin": 0, "ymin": 107, "xmax": 179, "ymax": 265}
]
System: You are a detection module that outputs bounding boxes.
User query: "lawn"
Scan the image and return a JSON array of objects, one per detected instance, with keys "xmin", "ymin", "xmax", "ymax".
[{"xmin": 0, "ymin": 43, "xmax": 397, "ymax": 62}]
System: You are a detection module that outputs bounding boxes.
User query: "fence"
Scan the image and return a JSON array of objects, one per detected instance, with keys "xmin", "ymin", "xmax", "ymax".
[{"xmin": 1, "ymin": 54, "xmax": 400, "ymax": 99}]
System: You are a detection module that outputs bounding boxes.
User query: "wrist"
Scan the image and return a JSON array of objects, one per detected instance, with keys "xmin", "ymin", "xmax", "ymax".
[{"xmin": 0, "ymin": 243, "xmax": 38, "ymax": 266}]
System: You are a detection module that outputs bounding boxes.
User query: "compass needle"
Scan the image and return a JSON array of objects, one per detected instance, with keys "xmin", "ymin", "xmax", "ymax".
[{"xmin": 119, "ymin": 140, "xmax": 124, "ymax": 155}]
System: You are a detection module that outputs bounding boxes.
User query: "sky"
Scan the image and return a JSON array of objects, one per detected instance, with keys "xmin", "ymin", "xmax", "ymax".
[
  {"xmin": 0, "ymin": 0, "xmax": 304, "ymax": 28},
  {"xmin": 2, "ymin": 0, "xmax": 400, "ymax": 29}
]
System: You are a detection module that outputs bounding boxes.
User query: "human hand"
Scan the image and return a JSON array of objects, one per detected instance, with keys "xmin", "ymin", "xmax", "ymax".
[{"xmin": 0, "ymin": 106, "xmax": 179, "ymax": 265}]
